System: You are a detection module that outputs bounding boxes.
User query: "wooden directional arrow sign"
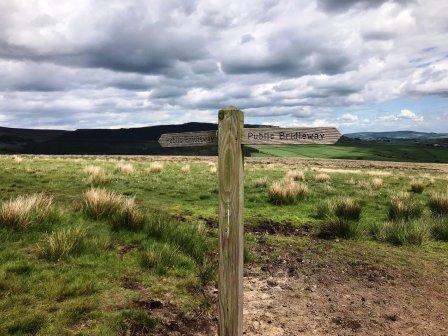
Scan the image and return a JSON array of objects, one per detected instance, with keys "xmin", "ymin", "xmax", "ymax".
[{"xmin": 158, "ymin": 127, "xmax": 341, "ymax": 147}]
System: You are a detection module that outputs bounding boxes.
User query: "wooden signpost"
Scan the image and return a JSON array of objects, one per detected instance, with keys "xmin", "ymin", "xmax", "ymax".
[{"xmin": 159, "ymin": 106, "xmax": 342, "ymax": 336}]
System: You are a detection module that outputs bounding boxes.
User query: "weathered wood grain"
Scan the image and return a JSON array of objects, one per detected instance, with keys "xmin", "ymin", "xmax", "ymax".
[
  {"xmin": 218, "ymin": 106, "xmax": 244, "ymax": 336},
  {"xmin": 158, "ymin": 130, "xmax": 218, "ymax": 147},
  {"xmin": 159, "ymin": 127, "xmax": 342, "ymax": 147},
  {"xmin": 242, "ymin": 127, "xmax": 342, "ymax": 145}
]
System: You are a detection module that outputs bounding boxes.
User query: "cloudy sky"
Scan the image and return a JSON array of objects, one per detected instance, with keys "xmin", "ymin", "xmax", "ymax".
[{"xmin": 0, "ymin": 0, "xmax": 447, "ymax": 132}]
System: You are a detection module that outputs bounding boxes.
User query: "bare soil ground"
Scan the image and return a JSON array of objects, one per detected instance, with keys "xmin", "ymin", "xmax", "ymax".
[{"xmin": 152, "ymin": 252, "xmax": 448, "ymax": 336}]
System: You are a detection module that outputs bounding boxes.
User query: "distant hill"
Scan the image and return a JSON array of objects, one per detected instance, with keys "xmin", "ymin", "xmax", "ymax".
[
  {"xmin": 344, "ymin": 131, "xmax": 448, "ymax": 140},
  {"xmin": 0, "ymin": 123, "xmax": 261, "ymax": 155}
]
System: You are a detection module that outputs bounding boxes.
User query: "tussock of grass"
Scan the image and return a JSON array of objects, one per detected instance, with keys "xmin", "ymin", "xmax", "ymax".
[
  {"xmin": 0, "ymin": 193, "xmax": 54, "ymax": 229},
  {"xmin": 410, "ymin": 180, "xmax": 425, "ymax": 193},
  {"xmin": 83, "ymin": 188, "xmax": 144, "ymax": 231},
  {"xmin": 147, "ymin": 162, "xmax": 164, "ymax": 173},
  {"xmin": 13, "ymin": 155, "xmax": 24, "ymax": 163},
  {"xmin": 334, "ymin": 198, "xmax": 362, "ymax": 221},
  {"xmin": 36, "ymin": 227, "xmax": 86, "ymax": 261},
  {"xmin": 382, "ymin": 219, "xmax": 429, "ymax": 246},
  {"xmin": 181, "ymin": 164, "xmax": 191, "ymax": 173},
  {"xmin": 83, "ymin": 165, "xmax": 110, "ymax": 185},
  {"xmin": 210, "ymin": 165, "xmax": 217, "ymax": 173},
  {"xmin": 388, "ymin": 193, "xmax": 423, "ymax": 221},
  {"xmin": 145, "ymin": 213, "xmax": 209, "ymax": 262},
  {"xmin": 314, "ymin": 173, "xmax": 330, "ymax": 183},
  {"xmin": 285, "ymin": 170, "xmax": 305, "ymax": 181},
  {"xmin": 268, "ymin": 180, "xmax": 308, "ymax": 205},
  {"xmin": 358, "ymin": 181, "xmax": 371, "ymax": 190},
  {"xmin": 318, "ymin": 219, "xmax": 360, "ymax": 239},
  {"xmin": 428, "ymin": 192, "xmax": 448, "ymax": 216},
  {"xmin": 116, "ymin": 162, "xmax": 134, "ymax": 175},
  {"xmin": 315, "ymin": 200, "xmax": 334, "ymax": 219},
  {"xmin": 139, "ymin": 242, "xmax": 196, "ymax": 275},
  {"xmin": 371, "ymin": 178, "xmax": 383, "ymax": 190},
  {"xmin": 431, "ymin": 216, "xmax": 448, "ymax": 241},
  {"xmin": 254, "ymin": 177, "xmax": 269, "ymax": 187}
]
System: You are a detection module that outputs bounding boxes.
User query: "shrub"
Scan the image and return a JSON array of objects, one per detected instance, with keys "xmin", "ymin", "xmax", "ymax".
[
  {"xmin": 181, "ymin": 164, "xmax": 191, "ymax": 173},
  {"xmin": 315, "ymin": 200, "xmax": 335, "ymax": 219},
  {"xmin": 139, "ymin": 243, "xmax": 196, "ymax": 275},
  {"xmin": 371, "ymin": 178, "xmax": 383, "ymax": 190},
  {"xmin": 383, "ymin": 219, "xmax": 429, "ymax": 246},
  {"xmin": 36, "ymin": 227, "xmax": 86, "ymax": 261},
  {"xmin": 314, "ymin": 173, "xmax": 330, "ymax": 183},
  {"xmin": 285, "ymin": 170, "xmax": 305, "ymax": 181},
  {"xmin": 268, "ymin": 180, "xmax": 308, "ymax": 205},
  {"xmin": 83, "ymin": 188, "xmax": 144, "ymax": 230},
  {"xmin": 388, "ymin": 193, "xmax": 423, "ymax": 221},
  {"xmin": 318, "ymin": 219, "xmax": 360, "ymax": 239},
  {"xmin": 431, "ymin": 216, "xmax": 448, "ymax": 241},
  {"xmin": 0, "ymin": 193, "xmax": 54, "ymax": 229},
  {"xmin": 428, "ymin": 192, "xmax": 448, "ymax": 216},
  {"xmin": 147, "ymin": 162, "xmax": 164, "ymax": 173},
  {"xmin": 334, "ymin": 198, "xmax": 362, "ymax": 221},
  {"xmin": 410, "ymin": 180, "xmax": 425, "ymax": 193},
  {"xmin": 254, "ymin": 177, "xmax": 268, "ymax": 187},
  {"xmin": 116, "ymin": 162, "xmax": 134, "ymax": 175}
]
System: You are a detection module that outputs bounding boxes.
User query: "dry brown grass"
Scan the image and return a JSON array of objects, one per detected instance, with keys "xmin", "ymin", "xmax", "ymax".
[
  {"xmin": 210, "ymin": 165, "xmax": 217, "ymax": 173},
  {"xmin": 83, "ymin": 165, "xmax": 111, "ymax": 185},
  {"xmin": 147, "ymin": 162, "xmax": 164, "ymax": 173},
  {"xmin": 83, "ymin": 188, "xmax": 143, "ymax": 230},
  {"xmin": 314, "ymin": 173, "xmax": 331, "ymax": 183},
  {"xmin": 389, "ymin": 192, "xmax": 423, "ymax": 221},
  {"xmin": 12, "ymin": 155, "xmax": 24, "ymax": 163},
  {"xmin": 410, "ymin": 180, "xmax": 425, "ymax": 193},
  {"xmin": 116, "ymin": 162, "xmax": 134, "ymax": 175},
  {"xmin": 334, "ymin": 197, "xmax": 362, "ymax": 221},
  {"xmin": 285, "ymin": 170, "xmax": 305, "ymax": 181},
  {"xmin": 428, "ymin": 192, "xmax": 448, "ymax": 216},
  {"xmin": 181, "ymin": 164, "xmax": 191, "ymax": 173},
  {"xmin": 371, "ymin": 178, "xmax": 384, "ymax": 190},
  {"xmin": 268, "ymin": 180, "xmax": 309, "ymax": 205},
  {"xmin": 254, "ymin": 177, "xmax": 269, "ymax": 187},
  {"xmin": 0, "ymin": 193, "xmax": 53, "ymax": 229}
]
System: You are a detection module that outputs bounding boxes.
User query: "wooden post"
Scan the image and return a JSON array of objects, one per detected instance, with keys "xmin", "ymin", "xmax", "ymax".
[{"xmin": 218, "ymin": 106, "xmax": 244, "ymax": 336}]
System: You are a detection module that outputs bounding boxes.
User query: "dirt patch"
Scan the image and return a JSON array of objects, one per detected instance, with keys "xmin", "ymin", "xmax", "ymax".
[{"xmin": 248, "ymin": 219, "xmax": 311, "ymax": 236}]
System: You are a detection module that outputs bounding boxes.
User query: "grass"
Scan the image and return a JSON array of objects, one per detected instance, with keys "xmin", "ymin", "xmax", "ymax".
[
  {"xmin": 334, "ymin": 198, "xmax": 362, "ymax": 221},
  {"xmin": 116, "ymin": 162, "xmax": 134, "ymax": 175},
  {"xmin": 268, "ymin": 180, "xmax": 308, "ymax": 205},
  {"xmin": 36, "ymin": 227, "xmax": 86, "ymax": 261},
  {"xmin": 314, "ymin": 173, "xmax": 331, "ymax": 183},
  {"xmin": 410, "ymin": 180, "xmax": 425, "ymax": 193},
  {"xmin": 147, "ymin": 161, "xmax": 164, "ymax": 173},
  {"xmin": 0, "ymin": 193, "xmax": 54, "ymax": 229},
  {"xmin": 428, "ymin": 192, "xmax": 448, "ymax": 215},
  {"xmin": 388, "ymin": 193, "xmax": 423, "ymax": 221},
  {"xmin": 0, "ymin": 155, "xmax": 447, "ymax": 334},
  {"xmin": 84, "ymin": 165, "xmax": 111, "ymax": 185}
]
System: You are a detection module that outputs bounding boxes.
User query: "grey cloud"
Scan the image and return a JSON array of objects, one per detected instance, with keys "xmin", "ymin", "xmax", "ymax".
[{"xmin": 317, "ymin": 0, "xmax": 410, "ymax": 13}]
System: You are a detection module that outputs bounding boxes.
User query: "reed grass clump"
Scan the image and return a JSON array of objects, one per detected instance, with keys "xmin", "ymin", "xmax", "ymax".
[
  {"xmin": 383, "ymin": 219, "xmax": 429, "ymax": 246},
  {"xmin": 428, "ymin": 192, "xmax": 448, "ymax": 216},
  {"xmin": 36, "ymin": 227, "xmax": 86, "ymax": 261},
  {"xmin": 83, "ymin": 165, "xmax": 110, "ymax": 185},
  {"xmin": 147, "ymin": 162, "xmax": 164, "ymax": 173},
  {"xmin": 314, "ymin": 173, "xmax": 330, "ymax": 183},
  {"xmin": 388, "ymin": 193, "xmax": 423, "ymax": 221},
  {"xmin": 285, "ymin": 170, "xmax": 305, "ymax": 181},
  {"xmin": 0, "ymin": 194, "xmax": 54, "ymax": 229},
  {"xmin": 254, "ymin": 177, "xmax": 269, "ymax": 187},
  {"xmin": 318, "ymin": 219, "xmax": 360, "ymax": 239},
  {"xmin": 83, "ymin": 188, "xmax": 144, "ymax": 231},
  {"xmin": 139, "ymin": 243, "xmax": 196, "ymax": 275},
  {"xmin": 315, "ymin": 200, "xmax": 335, "ymax": 220},
  {"xmin": 334, "ymin": 198, "xmax": 362, "ymax": 221},
  {"xmin": 410, "ymin": 180, "xmax": 425, "ymax": 194},
  {"xmin": 268, "ymin": 180, "xmax": 308, "ymax": 205},
  {"xmin": 116, "ymin": 162, "xmax": 134, "ymax": 175},
  {"xmin": 181, "ymin": 164, "xmax": 191, "ymax": 173},
  {"xmin": 371, "ymin": 178, "xmax": 383, "ymax": 190},
  {"xmin": 431, "ymin": 216, "xmax": 448, "ymax": 241},
  {"xmin": 13, "ymin": 155, "xmax": 24, "ymax": 163}
]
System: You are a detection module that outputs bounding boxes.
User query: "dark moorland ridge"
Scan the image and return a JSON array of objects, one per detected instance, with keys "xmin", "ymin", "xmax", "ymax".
[{"xmin": 1, "ymin": 123, "xmax": 447, "ymax": 156}]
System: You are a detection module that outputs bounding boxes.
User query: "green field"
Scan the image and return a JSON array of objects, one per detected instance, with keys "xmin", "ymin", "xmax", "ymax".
[
  {"xmin": 0, "ymin": 155, "xmax": 448, "ymax": 335},
  {"xmin": 250, "ymin": 140, "xmax": 448, "ymax": 163}
]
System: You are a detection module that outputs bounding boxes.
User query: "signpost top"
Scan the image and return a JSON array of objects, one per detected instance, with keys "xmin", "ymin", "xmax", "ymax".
[{"xmin": 158, "ymin": 127, "xmax": 342, "ymax": 147}]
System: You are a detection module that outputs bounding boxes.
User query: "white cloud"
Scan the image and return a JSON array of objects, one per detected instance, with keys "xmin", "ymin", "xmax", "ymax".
[{"xmin": 378, "ymin": 109, "xmax": 424, "ymax": 123}]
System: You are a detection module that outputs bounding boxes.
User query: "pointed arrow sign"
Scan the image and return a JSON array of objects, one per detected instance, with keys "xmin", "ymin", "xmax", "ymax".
[{"xmin": 158, "ymin": 127, "xmax": 342, "ymax": 147}]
